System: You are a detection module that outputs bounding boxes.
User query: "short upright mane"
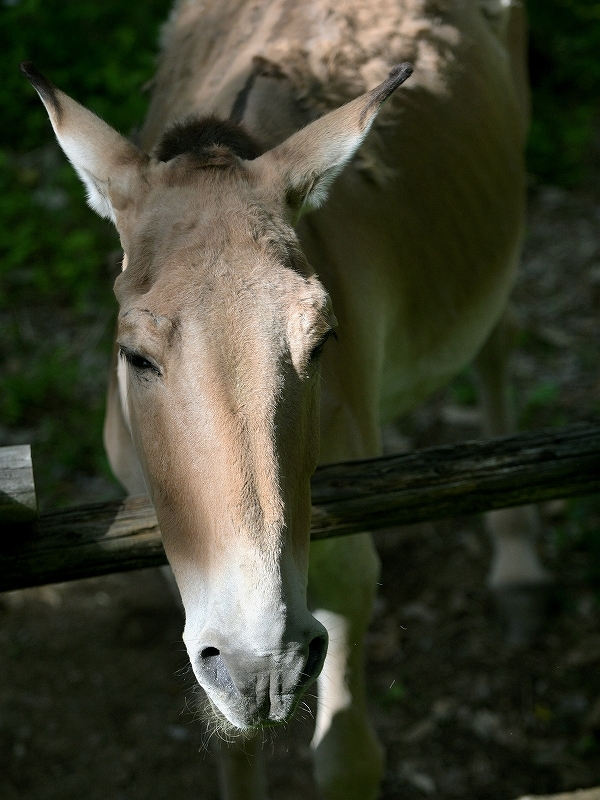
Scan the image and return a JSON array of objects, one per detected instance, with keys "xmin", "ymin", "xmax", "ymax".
[{"xmin": 154, "ymin": 115, "xmax": 264, "ymax": 164}]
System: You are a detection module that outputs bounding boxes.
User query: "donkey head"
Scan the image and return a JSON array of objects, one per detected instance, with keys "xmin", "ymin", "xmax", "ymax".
[{"xmin": 22, "ymin": 61, "xmax": 411, "ymax": 730}]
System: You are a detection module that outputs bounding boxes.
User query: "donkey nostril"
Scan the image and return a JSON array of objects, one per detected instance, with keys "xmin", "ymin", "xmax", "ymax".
[
  {"xmin": 300, "ymin": 635, "xmax": 327, "ymax": 687},
  {"xmin": 197, "ymin": 647, "xmax": 236, "ymax": 694}
]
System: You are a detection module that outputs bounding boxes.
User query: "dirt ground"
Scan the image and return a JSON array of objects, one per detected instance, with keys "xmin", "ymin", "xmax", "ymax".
[{"xmin": 1, "ymin": 186, "xmax": 600, "ymax": 799}]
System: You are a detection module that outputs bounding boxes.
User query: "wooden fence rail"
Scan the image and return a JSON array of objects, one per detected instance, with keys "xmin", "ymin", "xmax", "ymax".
[
  {"xmin": 1, "ymin": 422, "xmax": 599, "ymax": 593},
  {"xmin": 515, "ymin": 789, "xmax": 600, "ymax": 800}
]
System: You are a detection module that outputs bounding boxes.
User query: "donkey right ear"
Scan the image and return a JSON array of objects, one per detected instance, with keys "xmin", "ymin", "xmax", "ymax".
[
  {"xmin": 246, "ymin": 63, "xmax": 412, "ymax": 221},
  {"xmin": 20, "ymin": 62, "xmax": 148, "ymax": 224}
]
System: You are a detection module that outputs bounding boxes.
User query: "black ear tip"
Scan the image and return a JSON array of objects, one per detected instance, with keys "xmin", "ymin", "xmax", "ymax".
[
  {"xmin": 389, "ymin": 62, "xmax": 413, "ymax": 86},
  {"xmin": 19, "ymin": 60, "xmax": 53, "ymax": 91},
  {"xmin": 20, "ymin": 60, "xmax": 40, "ymax": 82},
  {"xmin": 366, "ymin": 62, "xmax": 413, "ymax": 112},
  {"xmin": 19, "ymin": 61, "xmax": 60, "ymax": 113}
]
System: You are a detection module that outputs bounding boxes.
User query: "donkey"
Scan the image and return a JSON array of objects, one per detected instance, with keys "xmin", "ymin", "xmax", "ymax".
[{"xmin": 22, "ymin": 0, "xmax": 548, "ymax": 797}]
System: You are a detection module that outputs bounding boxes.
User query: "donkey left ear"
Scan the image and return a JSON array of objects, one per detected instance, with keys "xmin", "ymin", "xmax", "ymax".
[
  {"xmin": 20, "ymin": 62, "xmax": 148, "ymax": 224},
  {"xmin": 246, "ymin": 63, "xmax": 412, "ymax": 218}
]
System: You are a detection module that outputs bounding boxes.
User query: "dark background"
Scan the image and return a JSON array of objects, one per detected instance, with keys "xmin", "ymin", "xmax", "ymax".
[{"xmin": 1, "ymin": 2, "xmax": 600, "ymax": 798}]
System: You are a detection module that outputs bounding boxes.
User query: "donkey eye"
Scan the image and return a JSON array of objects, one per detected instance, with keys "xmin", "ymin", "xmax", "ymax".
[
  {"xmin": 120, "ymin": 347, "xmax": 161, "ymax": 376},
  {"xmin": 310, "ymin": 330, "xmax": 336, "ymax": 361}
]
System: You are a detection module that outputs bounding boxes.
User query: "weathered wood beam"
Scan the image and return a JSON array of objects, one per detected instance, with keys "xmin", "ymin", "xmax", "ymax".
[
  {"xmin": 0, "ymin": 444, "xmax": 37, "ymax": 522},
  {"xmin": 1, "ymin": 423, "xmax": 599, "ymax": 592},
  {"xmin": 514, "ymin": 788, "xmax": 600, "ymax": 800},
  {"xmin": 310, "ymin": 422, "xmax": 599, "ymax": 536}
]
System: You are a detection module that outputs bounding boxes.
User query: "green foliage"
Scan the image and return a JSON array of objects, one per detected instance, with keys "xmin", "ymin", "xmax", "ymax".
[
  {"xmin": 0, "ymin": 150, "xmax": 112, "ymax": 310},
  {"xmin": 1, "ymin": 0, "xmax": 172, "ymax": 152},
  {"xmin": 573, "ymin": 734, "xmax": 599, "ymax": 757},
  {"xmin": 449, "ymin": 369, "xmax": 478, "ymax": 407},
  {"xmin": 0, "ymin": 0, "xmax": 171, "ymax": 506},
  {"xmin": 518, "ymin": 382, "xmax": 565, "ymax": 429},
  {"xmin": 377, "ymin": 680, "xmax": 408, "ymax": 707},
  {"xmin": 527, "ymin": 0, "xmax": 600, "ymax": 186},
  {"xmin": 561, "ymin": 496, "xmax": 600, "ymax": 586},
  {"xmin": 550, "ymin": 495, "xmax": 600, "ymax": 618}
]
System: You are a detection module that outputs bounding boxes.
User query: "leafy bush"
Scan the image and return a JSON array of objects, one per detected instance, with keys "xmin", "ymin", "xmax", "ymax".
[
  {"xmin": 0, "ymin": 0, "xmax": 171, "ymax": 506},
  {"xmin": 527, "ymin": 0, "xmax": 600, "ymax": 186}
]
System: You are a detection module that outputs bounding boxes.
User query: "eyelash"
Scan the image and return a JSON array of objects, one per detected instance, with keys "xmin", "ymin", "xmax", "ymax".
[
  {"xmin": 119, "ymin": 347, "xmax": 161, "ymax": 376},
  {"xmin": 310, "ymin": 329, "xmax": 337, "ymax": 361}
]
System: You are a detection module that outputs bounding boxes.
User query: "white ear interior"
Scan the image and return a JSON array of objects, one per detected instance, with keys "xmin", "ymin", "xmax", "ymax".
[
  {"xmin": 21, "ymin": 62, "xmax": 146, "ymax": 224},
  {"xmin": 61, "ymin": 135, "xmax": 118, "ymax": 221},
  {"xmin": 291, "ymin": 130, "xmax": 364, "ymax": 211},
  {"xmin": 247, "ymin": 63, "xmax": 412, "ymax": 217}
]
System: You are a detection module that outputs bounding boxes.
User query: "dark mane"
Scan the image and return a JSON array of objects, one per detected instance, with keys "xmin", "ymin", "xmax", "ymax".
[{"xmin": 154, "ymin": 115, "xmax": 264, "ymax": 164}]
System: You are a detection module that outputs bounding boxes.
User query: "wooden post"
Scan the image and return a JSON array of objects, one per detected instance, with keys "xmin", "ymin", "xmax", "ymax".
[{"xmin": 0, "ymin": 444, "xmax": 37, "ymax": 523}]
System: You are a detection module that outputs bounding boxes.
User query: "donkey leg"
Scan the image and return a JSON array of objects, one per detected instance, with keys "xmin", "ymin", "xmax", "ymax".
[
  {"xmin": 212, "ymin": 734, "xmax": 269, "ymax": 800},
  {"xmin": 308, "ymin": 533, "xmax": 384, "ymax": 800},
  {"xmin": 474, "ymin": 308, "xmax": 550, "ymax": 644}
]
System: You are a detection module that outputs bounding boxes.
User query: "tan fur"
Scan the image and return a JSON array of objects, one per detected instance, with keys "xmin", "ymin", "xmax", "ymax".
[
  {"xmin": 25, "ymin": 2, "xmax": 539, "ymax": 797},
  {"xmin": 140, "ymin": 0, "xmax": 526, "ymax": 444}
]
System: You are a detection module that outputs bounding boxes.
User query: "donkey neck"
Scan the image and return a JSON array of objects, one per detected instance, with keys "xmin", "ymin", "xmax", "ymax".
[{"xmin": 140, "ymin": 0, "xmax": 456, "ymax": 153}]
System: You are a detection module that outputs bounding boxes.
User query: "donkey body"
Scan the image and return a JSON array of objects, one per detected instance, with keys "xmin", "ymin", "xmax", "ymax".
[{"xmin": 23, "ymin": 0, "xmax": 547, "ymax": 797}]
